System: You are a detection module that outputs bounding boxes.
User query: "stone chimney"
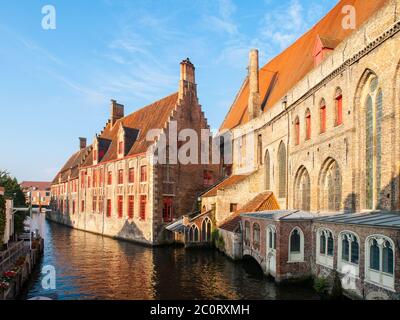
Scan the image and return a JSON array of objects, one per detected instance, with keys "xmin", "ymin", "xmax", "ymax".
[
  {"xmin": 179, "ymin": 58, "xmax": 196, "ymax": 100},
  {"xmin": 111, "ymin": 99, "xmax": 124, "ymax": 126},
  {"xmin": 79, "ymin": 137, "xmax": 87, "ymax": 150},
  {"xmin": 248, "ymin": 49, "xmax": 261, "ymax": 120}
]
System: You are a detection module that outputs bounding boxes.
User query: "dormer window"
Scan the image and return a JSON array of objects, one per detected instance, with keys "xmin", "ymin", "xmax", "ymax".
[
  {"xmin": 313, "ymin": 35, "xmax": 338, "ymax": 67},
  {"xmin": 118, "ymin": 141, "xmax": 124, "ymax": 155}
]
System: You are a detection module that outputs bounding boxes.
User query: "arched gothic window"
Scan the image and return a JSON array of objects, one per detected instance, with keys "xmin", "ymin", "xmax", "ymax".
[
  {"xmin": 201, "ymin": 217, "xmax": 212, "ymax": 242},
  {"xmin": 294, "ymin": 166, "xmax": 310, "ymax": 211},
  {"xmin": 319, "ymin": 158, "xmax": 342, "ymax": 212},
  {"xmin": 244, "ymin": 221, "xmax": 250, "ymax": 245},
  {"xmin": 267, "ymin": 225, "xmax": 276, "ymax": 251},
  {"xmin": 364, "ymin": 75, "xmax": 383, "ymax": 210},
  {"xmin": 278, "ymin": 142, "xmax": 287, "ymax": 198},
  {"xmin": 289, "ymin": 228, "xmax": 304, "ymax": 262},
  {"xmin": 365, "ymin": 235, "xmax": 395, "ymax": 289},
  {"xmin": 253, "ymin": 223, "xmax": 261, "ymax": 250},
  {"xmin": 316, "ymin": 229, "xmax": 334, "ymax": 268}
]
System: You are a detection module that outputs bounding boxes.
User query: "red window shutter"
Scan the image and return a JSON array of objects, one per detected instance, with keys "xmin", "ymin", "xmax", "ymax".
[
  {"xmin": 320, "ymin": 105, "xmax": 326, "ymax": 133},
  {"xmin": 128, "ymin": 196, "xmax": 134, "ymax": 219},
  {"xmin": 163, "ymin": 197, "xmax": 173, "ymax": 222},
  {"xmin": 306, "ymin": 115, "xmax": 311, "ymax": 140},
  {"xmin": 117, "ymin": 195, "xmax": 123, "ymax": 218},
  {"xmin": 336, "ymin": 95, "xmax": 343, "ymax": 126},
  {"xmin": 140, "ymin": 195, "xmax": 147, "ymax": 220},
  {"xmin": 107, "ymin": 199, "xmax": 112, "ymax": 217}
]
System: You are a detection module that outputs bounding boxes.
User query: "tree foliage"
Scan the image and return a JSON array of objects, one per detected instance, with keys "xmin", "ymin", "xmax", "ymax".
[
  {"xmin": 0, "ymin": 170, "xmax": 27, "ymax": 235},
  {"xmin": 0, "ymin": 195, "xmax": 5, "ymax": 247}
]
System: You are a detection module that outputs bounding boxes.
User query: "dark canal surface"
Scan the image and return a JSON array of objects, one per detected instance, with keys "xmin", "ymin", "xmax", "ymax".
[{"xmin": 23, "ymin": 220, "xmax": 318, "ymax": 300}]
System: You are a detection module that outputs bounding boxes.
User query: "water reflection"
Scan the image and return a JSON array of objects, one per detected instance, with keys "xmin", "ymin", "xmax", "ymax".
[{"xmin": 24, "ymin": 221, "xmax": 318, "ymax": 300}]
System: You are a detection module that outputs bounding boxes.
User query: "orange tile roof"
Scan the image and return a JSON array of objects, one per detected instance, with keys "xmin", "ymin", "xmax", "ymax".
[
  {"xmin": 100, "ymin": 92, "xmax": 178, "ymax": 162},
  {"xmin": 52, "ymin": 146, "xmax": 91, "ymax": 184},
  {"xmin": 20, "ymin": 181, "xmax": 51, "ymax": 191},
  {"xmin": 202, "ymin": 174, "xmax": 249, "ymax": 198},
  {"xmin": 219, "ymin": 191, "xmax": 280, "ymax": 232},
  {"xmin": 220, "ymin": 0, "xmax": 388, "ymax": 131}
]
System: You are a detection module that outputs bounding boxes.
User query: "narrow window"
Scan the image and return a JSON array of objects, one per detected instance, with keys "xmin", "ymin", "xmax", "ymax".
[
  {"xmin": 163, "ymin": 197, "xmax": 173, "ymax": 222},
  {"xmin": 278, "ymin": 142, "xmax": 287, "ymax": 198},
  {"xmin": 118, "ymin": 141, "xmax": 124, "ymax": 155},
  {"xmin": 128, "ymin": 168, "xmax": 135, "ymax": 183},
  {"xmin": 305, "ymin": 109, "xmax": 311, "ymax": 140},
  {"xmin": 335, "ymin": 88, "xmax": 343, "ymax": 126},
  {"xmin": 128, "ymin": 195, "xmax": 134, "ymax": 219},
  {"xmin": 107, "ymin": 171, "xmax": 112, "ymax": 185},
  {"xmin": 290, "ymin": 229, "xmax": 301, "ymax": 253},
  {"xmin": 140, "ymin": 195, "xmax": 147, "ymax": 219},
  {"xmin": 117, "ymin": 195, "xmax": 123, "ymax": 218},
  {"xmin": 140, "ymin": 165, "xmax": 147, "ymax": 182},
  {"xmin": 230, "ymin": 203, "xmax": 238, "ymax": 212},
  {"xmin": 245, "ymin": 221, "xmax": 250, "ymax": 244},
  {"xmin": 294, "ymin": 117, "xmax": 300, "ymax": 145},
  {"xmin": 382, "ymin": 241, "xmax": 394, "ymax": 274},
  {"xmin": 320, "ymin": 100, "xmax": 326, "ymax": 133},
  {"xmin": 118, "ymin": 169, "xmax": 124, "ymax": 185},
  {"xmin": 106, "ymin": 199, "xmax": 112, "ymax": 217},
  {"xmin": 81, "ymin": 200, "xmax": 85, "ymax": 213},
  {"xmin": 93, "ymin": 195, "xmax": 97, "ymax": 212},
  {"xmin": 370, "ymin": 239, "xmax": 380, "ymax": 271}
]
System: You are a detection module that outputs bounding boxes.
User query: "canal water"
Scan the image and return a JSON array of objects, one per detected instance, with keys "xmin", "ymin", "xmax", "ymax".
[{"xmin": 23, "ymin": 220, "xmax": 318, "ymax": 300}]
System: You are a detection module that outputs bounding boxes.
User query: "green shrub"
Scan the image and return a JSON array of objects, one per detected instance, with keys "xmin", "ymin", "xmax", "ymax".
[{"xmin": 313, "ymin": 276, "xmax": 330, "ymax": 298}]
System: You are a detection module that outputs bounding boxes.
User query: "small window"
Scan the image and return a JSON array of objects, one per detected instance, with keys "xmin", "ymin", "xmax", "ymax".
[
  {"xmin": 140, "ymin": 166, "xmax": 147, "ymax": 182},
  {"xmin": 106, "ymin": 199, "xmax": 112, "ymax": 217},
  {"xmin": 203, "ymin": 170, "xmax": 214, "ymax": 186},
  {"xmin": 128, "ymin": 168, "xmax": 135, "ymax": 183},
  {"xmin": 107, "ymin": 171, "xmax": 112, "ymax": 185},
  {"xmin": 305, "ymin": 109, "xmax": 311, "ymax": 140},
  {"xmin": 163, "ymin": 197, "xmax": 173, "ymax": 222},
  {"xmin": 117, "ymin": 195, "xmax": 123, "ymax": 218},
  {"xmin": 118, "ymin": 141, "xmax": 124, "ymax": 155},
  {"xmin": 140, "ymin": 195, "xmax": 147, "ymax": 219},
  {"xmin": 93, "ymin": 195, "xmax": 97, "ymax": 212},
  {"xmin": 128, "ymin": 195, "xmax": 134, "ymax": 219},
  {"xmin": 320, "ymin": 99, "xmax": 326, "ymax": 134},
  {"xmin": 253, "ymin": 223, "xmax": 260, "ymax": 250},
  {"xmin": 118, "ymin": 169, "xmax": 124, "ymax": 185},
  {"xmin": 335, "ymin": 88, "xmax": 343, "ymax": 126},
  {"xmin": 230, "ymin": 203, "xmax": 238, "ymax": 212},
  {"xmin": 244, "ymin": 221, "xmax": 250, "ymax": 245},
  {"xmin": 81, "ymin": 200, "xmax": 85, "ymax": 213},
  {"xmin": 294, "ymin": 117, "xmax": 300, "ymax": 145},
  {"xmin": 290, "ymin": 229, "xmax": 301, "ymax": 253}
]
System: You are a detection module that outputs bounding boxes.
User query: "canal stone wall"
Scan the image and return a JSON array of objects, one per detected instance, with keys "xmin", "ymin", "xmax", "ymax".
[{"xmin": 0, "ymin": 239, "xmax": 44, "ymax": 300}]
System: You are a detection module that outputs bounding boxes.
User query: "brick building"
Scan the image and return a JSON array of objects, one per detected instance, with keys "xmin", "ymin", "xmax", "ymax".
[
  {"xmin": 20, "ymin": 181, "xmax": 51, "ymax": 208},
  {"xmin": 196, "ymin": 0, "xmax": 400, "ymax": 299},
  {"xmin": 49, "ymin": 58, "xmax": 221, "ymax": 245}
]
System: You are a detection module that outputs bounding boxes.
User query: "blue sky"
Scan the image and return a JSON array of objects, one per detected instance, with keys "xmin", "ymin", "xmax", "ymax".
[{"xmin": 0, "ymin": 0, "xmax": 337, "ymax": 182}]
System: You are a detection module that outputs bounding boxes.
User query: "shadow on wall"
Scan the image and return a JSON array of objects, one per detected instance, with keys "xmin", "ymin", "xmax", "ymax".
[
  {"xmin": 342, "ymin": 175, "xmax": 399, "ymax": 213},
  {"xmin": 116, "ymin": 220, "xmax": 147, "ymax": 243}
]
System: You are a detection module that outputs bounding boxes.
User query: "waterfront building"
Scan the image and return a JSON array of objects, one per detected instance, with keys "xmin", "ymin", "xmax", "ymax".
[
  {"xmin": 20, "ymin": 181, "xmax": 51, "ymax": 208},
  {"xmin": 195, "ymin": 0, "xmax": 400, "ymax": 299},
  {"xmin": 50, "ymin": 58, "xmax": 221, "ymax": 245}
]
